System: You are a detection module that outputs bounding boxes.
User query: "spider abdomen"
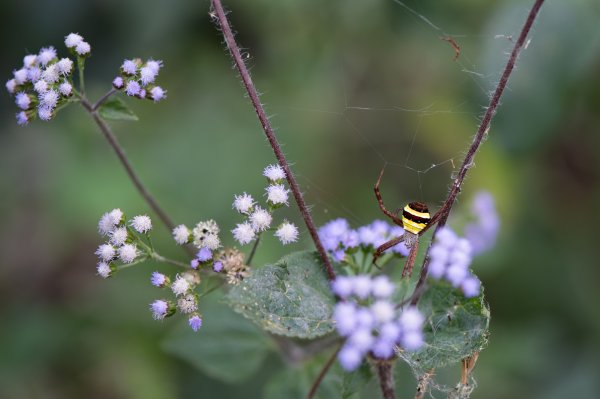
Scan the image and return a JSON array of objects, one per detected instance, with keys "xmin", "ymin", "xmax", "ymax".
[{"xmin": 402, "ymin": 202, "xmax": 431, "ymax": 235}]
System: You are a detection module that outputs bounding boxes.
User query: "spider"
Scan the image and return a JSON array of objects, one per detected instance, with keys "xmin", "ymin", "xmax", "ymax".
[{"xmin": 372, "ymin": 166, "xmax": 448, "ymax": 277}]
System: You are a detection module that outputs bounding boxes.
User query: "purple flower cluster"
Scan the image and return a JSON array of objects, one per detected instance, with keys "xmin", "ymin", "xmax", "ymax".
[
  {"xmin": 465, "ymin": 191, "xmax": 500, "ymax": 255},
  {"xmin": 332, "ymin": 275, "xmax": 425, "ymax": 371},
  {"xmin": 149, "ymin": 271, "xmax": 203, "ymax": 332},
  {"xmin": 113, "ymin": 58, "xmax": 166, "ymax": 102},
  {"xmin": 5, "ymin": 34, "xmax": 84, "ymax": 125},
  {"xmin": 318, "ymin": 219, "xmax": 409, "ymax": 263},
  {"xmin": 428, "ymin": 227, "xmax": 481, "ymax": 298}
]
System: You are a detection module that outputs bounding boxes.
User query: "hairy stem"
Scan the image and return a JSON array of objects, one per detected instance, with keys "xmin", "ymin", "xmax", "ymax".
[
  {"xmin": 306, "ymin": 345, "xmax": 342, "ymax": 399},
  {"xmin": 79, "ymin": 98, "xmax": 177, "ymax": 233},
  {"xmin": 210, "ymin": 0, "xmax": 336, "ymax": 280},
  {"xmin": 410, "ymin": 0, "xmax": 545, "ymax": 305},
  {"xmin": 376, "ymin": 361, "xmax": 397, "ymax": 399}
]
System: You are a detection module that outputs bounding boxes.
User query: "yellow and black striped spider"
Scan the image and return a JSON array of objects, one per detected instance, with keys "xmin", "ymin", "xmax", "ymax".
[{"xmin": 372, "ymin": 167, "xmax": 447, "ymax": 277}]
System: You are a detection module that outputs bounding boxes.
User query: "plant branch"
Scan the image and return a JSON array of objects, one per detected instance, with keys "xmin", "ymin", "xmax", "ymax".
[
  {"xmin": 210, "ymin": 0, "xmax": 336, "ymax": 280},
  {"xmin": 246, "ymin": 234, "xmax": 261, "ymax": 265},
  {"xmin": 375, "ymin": 360, "xmax": 397, "ymax": 399},
  {"xmin": 306, "ymin": 344, "xmax": 341, "ymax": 399},
  {"xmin": 92, "ymin": 88, "xmax": 117, "ymax": 111},
  {"xmin": 410, "ymin": 0, "xmax": 545, "ymax": 305},
  {"xmin": 79, "ymin": 98, "xmax": 178, "ymax": 234}
]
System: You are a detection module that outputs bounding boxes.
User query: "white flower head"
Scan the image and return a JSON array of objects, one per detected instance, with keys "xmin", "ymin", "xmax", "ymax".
[
  {"xmin": 171, "ymin": 275, "xmax": 190, "ymax": 296},
  {"xmin": 139, "ymin": 66, "xmax": 156, "ymax": 86},
  {"xmin": 15, "ymin": 92, "xmax": 31, "ymax": 110},
  {"xmin": 34, "ymin": 79, "xmax": 49, "ymax": 94},
  {"xmin": 16, "ymin": 112, "xmax": 28, "ymax": 126},
  {"xmin": 172, "ymin": 224, "xmax": 191, "ymax": 245},
  {"xmin": 13, "ymin": 68, "xmax": 28, "ymax": 85},
  {"xmin": 192, "ymin": 220, "xmax": 220, "ymax": 248},
  {"xmin": 150, "ymin": 299, "xmax": 170, "ymax": 320},
  {"xmin": 38, "ymin": 47, "xmax": 57, "ymax": 66},
  {"xmin": 232, "ymin": 222, "xmax": 255, "ymax": 245},
  {"xmin": 23, "ymin": 54, "xmax": 38, "ymax": 68},
  {"xmin": 95, "ymin": 244, "xmax": 116, "ymax": 262},
  {"xmin": 97, "ymin": 262, "xmax": 112, "ymax": 278},
  {"xmin": 266, "ymin": 184, "xmax": 290, "ymax": 206},
  {"xmin": 40, "ymin": 89, "xmax": 59, "ymax": 108},
  {"xmin": 118, "ymin": 243, "xmax": 138, "ymax": 263},
  {"xmin": 59, "ymin": 82, "xmax": 72, "ymax": 97},
  {"xmin": 122, "ymin": 59, "xmax": 138, "ymax": 75},
  {"xmin": 109, "ymin": 208, "xmax": 124, "ymax": 225},
  {"xmin": 37, "ymin": 106, "xmax": 53, "ymax": 121},
  {"xmin": 263, "ymin": 164, "xmax": 286, "ymax": 181},
  {"xmin": 232, "ymin": 192, "xmax": 254, "ymax": 214},
  {"xmin": 203, "ymin": 234, "xmax": 221, "ymax": 250},
  {"xmin": 177, "ymin": 294, "xmax": 198, "ymax": 314},
  {"xmin": 399, "ymin": 306, "xmax": 424, "ymax": 331},
  {"xmin": 150, "ymin": 86, "xmax": 166, "ymax": 102},
  {"xmin": 371, "ymin": 300, "xmax": 395, "ymax": 323},
  {"xmin": 27, "ymin": 67, "xmax": 42, "ymax": 82},
  {"xmin": 249, "ymin": 207, "xmax": 272, "ymax": 232},
  {"xmin": 109, "ymin": 227, "xmax": 129, "ymax": 246},
  {"xmin": 98, "ymin": 212, "xmax": 115, "ymax": 235},
  {"xmin": 56, "ymin": 58, "xmax": 73, "ymax": 75},
  {"xmin": 75, "ymin": 41, "xmax": 91, "ymax": 56},
  {"xmin": 112, "ymin": 76, "xmax": 124, "ymax": 89},
  {"xmin": 126, "ymin": 80, "xmax": 141, "ymax": 96},
  {"xmin": 275, "ymin": 221, "xmax": 299, "ymax": 245},
  {"xmin": 6, "ymin": 79, "xmax": 17, "ymax": 94},
  {"xmin": 65, "ymin": 33, "xmax": 83, "ymax": 48},
  {"xmin": 130, "ymin": 215, "xmax": 152, "ymax": 234},
  {"xmin": 42, "ymin": 65, "xmax": 60, "ymax": 84},
  {"xmin": 146, "ymin": 59, "xmax": 162, "ymax": 75}
]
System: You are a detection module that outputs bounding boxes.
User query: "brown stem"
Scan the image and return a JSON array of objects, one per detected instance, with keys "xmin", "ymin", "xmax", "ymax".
[
  {"xmin": 210, "ymin": 0, "xmax": 336, "ymax": 280},
  {"xmin": 410, "ymin": 0, "xmax": 545, "ymax": 305},
  {"xmin": 92, "ymin": 88, "xmax": 117, "ymax": 111},
  {"xmin": 246, "ymin": 234, "xmax": 261, "ymax": 265},
  {"xmin": 376, "ymin": 360, "xmax": 397, "ymax": 399},
  {"xmin": 80, "ymin": 98, "xmax": 177, "ymax": 233},
  {"xmin": 306, "ymin": 345, "xmax": 341, "ymax": 399}
]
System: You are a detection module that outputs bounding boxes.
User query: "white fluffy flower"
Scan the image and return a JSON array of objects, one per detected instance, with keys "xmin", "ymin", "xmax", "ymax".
[
  {"xmin": 177, "ymin": 294, "xmax": 198, "ymax": 314},
  {"xmin": 13, "ymin": 68, "xmax": 28, "ymax": 84},
  {"xmin": 34, "ymin": 79, "xmax": 49, "ymax": 94},
  {"xmin": 263, "ymin": 164, "xmax": 286, "ymax": 181},
  {"xmin": 172, "ymin": 224, "xmax": 190, "ymax": 245},
  {"xmin": 75, "ymin": 41, "xmax": 91, "ymax": 55},
  {"xmin": 150, "ymin": 86, "xmax": 166, "ymax": 102},
  {"xmin": 65, "ymin": 33, "xmax": 83, "ymax": 48},
  {"xmin": 16, "ymin": 112, "xmax": 28, "ymax": 126},
  {"xmin": 109, "ymin": 227, "xmax": 129, "ymax": 246},
  {"xmin": 56, "ymin": 58, "xmax": 73, "ymax": 75},
  {"xmin": 38, "ymin": 106, "xmax": 53, "ymax": 121},
  {"xmin": 232, "ymin": 192, "xmax": 254, "ymax": 214},
  {"xmin": 23, "ymin": 54, "xmax": 37, "ymax": 68},
  {"xmin": 203, "ymin": 234, "xmax": 221, "ymax": 250},
  {"xmin": 118, "ymin": 243, "xmax": 138, "ymax": 263},
  {"xmin": 122, "ymin": 59, "xmax": 138, "ymax": 75},
  {"xmin": 97, "ymin": 262, "xmax": 112, "ymax": 278},
  {"xmin": 171, "ymin": 275, "xmax": 190, "ymax": 296},
  {"xmin": 41, "ymin": 64, "xmax": 60, "ymax": 84},
  {"xmin": 27, "ymin": 67, "xmax": 42, "ymax": 82},
  {"xmin": 371, "ymin": 301, "xmax": 395, "ymax": 323},
  {"xmin": 15, "ymin": 93, "xmax": 31, "ymax": 110},
  {"xmin": 232, "ymin": 222, "xmax": 255, "ymax": 245},
  {"xmin": 131, "ymin": 215, "xmax": 152, "ymax": 233},
  {"xmin": 39, "ymin": 89, "xmax": 59, "ymax": 108},
  {"xmin": 38, "ymin": 47, "xmax": 57, "ymax": 66},
  {"xmin": 126, "ymin": 80, "xmax": 140, "ymax": 96},
  {"xmin": 98, "ymin": 212, "xmax": 116, "ymax": 235},
  {"xmin": 6, "ymin": 79, "xmax": 17, "ymax": 94},
  {"xmin": 266, "ymin": 184, "xmax": 290, "ymax": 206},
  {"xmin": 249, "ymin": 207, "xmax": 272, "ymax": 232},
  {"xmin": 275, "ymin": 221, "xmax": 299, "ymax": 245},
  {"xmin": 146, "ymin": 59, "xmax": 162, "ymax": 74},
  {"xmin": 59, "ymin": 82, "xmax": 72, "ymax": 96},
  {"xmin": 399, "ymin": 307, "xmax": 424, "ymax": 331},
  {"xmin": 109, "ymin": 208, "xmax": 124, "ymax": 224},
  {"xmin": 139, "ymin": 66, "xmax": 156, "ymax": 86},
  {"xmin": 95, "ymin": 244, "xmax": 116, "ymax": 262}
]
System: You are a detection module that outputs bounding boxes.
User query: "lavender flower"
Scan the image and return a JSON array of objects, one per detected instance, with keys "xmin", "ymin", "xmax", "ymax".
[
  {"xmin": 465, "ymin": 191, "xmax": 500, "ymax": 255},
  {"xmin": 96, "ymin": 262, "xmax": 112, "ymax": 279},
  {"xmin": 151, "ymin": 272, "xmax": 168, "ymax": 288},
  {"xmin": 150, "ymin": 299, "xmax": 171, "ymax": 320},
  {"xmin": 188, "ymin": 314, "xmax": 203, "ymax": 332},
  {"xmin": 196, "ymin": 247, "xmax": 213, "ymax": 262},
  {"xmin": 118, "ymin": 244, "xmax": 138, "ymax": 263}
]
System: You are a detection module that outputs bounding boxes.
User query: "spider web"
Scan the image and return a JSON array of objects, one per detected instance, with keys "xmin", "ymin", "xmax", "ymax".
[{"xmin": 265, "ymin": 1, "xmax": 521, "ymax": 396}]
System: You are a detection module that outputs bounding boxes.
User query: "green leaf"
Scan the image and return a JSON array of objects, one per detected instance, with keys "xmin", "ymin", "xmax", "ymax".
[
  {"xmin": 401, "ymin": 279, "xmax": 490, "ymax": 373},
  {"xmin": 98, "ymin": 97, "xmax": 139, "ymax": 121},
  {"xmin": 340, "ymin": 362, "xmax": 374, "ymax": 399},
  {"xmin": 227, "ymin": 251, "xmax": 335, "ymax": 339},
  {"xmin": 162, "ymin": 294, "xmax": 272, "ymax": 383}
]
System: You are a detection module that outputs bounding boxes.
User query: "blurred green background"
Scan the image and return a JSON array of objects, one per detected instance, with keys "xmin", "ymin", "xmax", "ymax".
[{"xmin": 1, "ymin": 0, "xmax": 600, "ymax": 398}]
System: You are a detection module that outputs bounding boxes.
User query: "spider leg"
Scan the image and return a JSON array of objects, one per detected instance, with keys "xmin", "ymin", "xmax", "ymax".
[
  {"xmin": 418, "ymin": 201, "xmax": 450, "ymax": 236},
  {"xmin": 402, "ymin": 239, "xmax": 420, "ymax": 278},
  {"xmin": 374, "ymin": 165, "xmax": 404, "ymax": 226},
  {"xmin": 372, "ymin": 235, "xmax": 405, "ymax": 266}
]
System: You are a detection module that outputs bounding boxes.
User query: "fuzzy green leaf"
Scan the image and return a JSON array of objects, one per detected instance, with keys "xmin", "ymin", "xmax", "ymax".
[
  {"xmin": 162, "ymin": 295, "xmax": 272, "ymax": 383},
  {"xmin": 401, "ymin": 279, "xmax": 490, "ymax": 373},
  {"xmin": 98, "ymin": 97, "xmax": 138, "ymax": 121},
  {"xmin": 227, "ymin": 251, "xmax": 335, "ymax": 339}
]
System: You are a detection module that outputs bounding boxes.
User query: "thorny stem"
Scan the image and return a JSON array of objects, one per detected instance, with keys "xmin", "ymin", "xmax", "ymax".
[
  {"xmin": 79, "ymin": 97, "xmax": 178, "ymax": 234},
  {"xmin": 306, "ymin": 345, "xmax": 342, "ymax": 399},
  {"xmin": 410, "ymin": 0, "xmax": 545, "ymax": 305},
  {"xmin": 210, "ymin": 0, "xmax": 336, "ymax": 281},
  {"xmin": 376, "ymin": 360, "xmax": 397, "ymax": 399}
]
